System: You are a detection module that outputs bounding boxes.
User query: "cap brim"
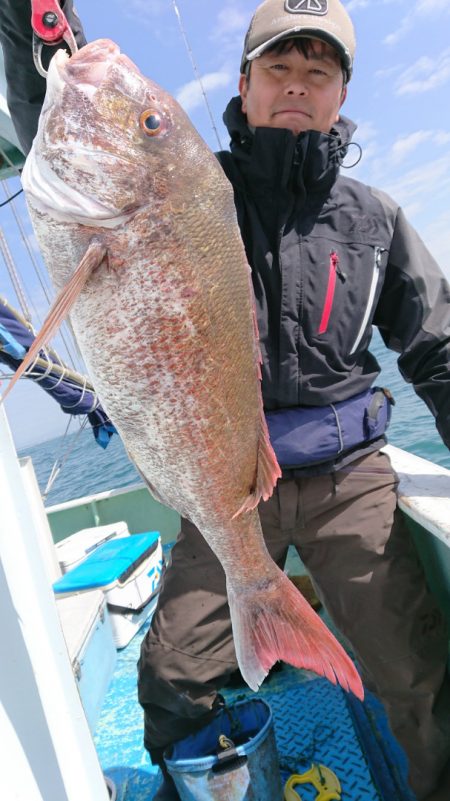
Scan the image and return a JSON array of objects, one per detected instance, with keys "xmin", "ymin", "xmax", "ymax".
[{"xmin": 244, "ymin": 27, "xmax": 352, "ymax": 76}]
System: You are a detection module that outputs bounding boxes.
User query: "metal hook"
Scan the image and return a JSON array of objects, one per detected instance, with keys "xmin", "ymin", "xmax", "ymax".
[
  {"xmin": 31, "ymin": 0, "xmax": 78, "ymax": 77},
  {"xmin": 32, "ymin": 27, "xmax": 78, "ymax": 78}
]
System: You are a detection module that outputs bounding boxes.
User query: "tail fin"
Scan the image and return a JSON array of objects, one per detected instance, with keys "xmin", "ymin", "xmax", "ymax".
[{"xmin": 228, "ymin": 570, "xmax": 364, "ymax": 700}]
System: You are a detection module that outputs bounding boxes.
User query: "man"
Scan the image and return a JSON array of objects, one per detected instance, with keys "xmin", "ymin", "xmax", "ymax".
[{"xmin": 1, "ymin": 2, "xmax": 449, "ymax": 799}]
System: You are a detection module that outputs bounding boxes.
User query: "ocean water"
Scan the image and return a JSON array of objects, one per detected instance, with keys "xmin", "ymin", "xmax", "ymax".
[{"xmin": 19, "ymin": 330, "xmax": 450, "ymax": 508}]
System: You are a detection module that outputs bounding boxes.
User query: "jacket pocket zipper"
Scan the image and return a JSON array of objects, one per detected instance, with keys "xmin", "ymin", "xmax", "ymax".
[
  {"xmin": 318, "ymin": 251, "xmax": 344, "ymax": 334},
  {"xmin": 349, "ymin": 246, "xmax": 384, "ymax": 355}
]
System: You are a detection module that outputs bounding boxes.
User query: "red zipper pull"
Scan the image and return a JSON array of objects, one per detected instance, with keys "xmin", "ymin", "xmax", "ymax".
[{"xmin": 318, "ymin": 251, "xmax": 339, "ymax": 335}]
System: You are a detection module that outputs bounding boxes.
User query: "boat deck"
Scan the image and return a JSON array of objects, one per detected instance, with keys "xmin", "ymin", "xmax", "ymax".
[{"xmin": 94, "ymin": 551, "xmax": 416, "ymax": 801}]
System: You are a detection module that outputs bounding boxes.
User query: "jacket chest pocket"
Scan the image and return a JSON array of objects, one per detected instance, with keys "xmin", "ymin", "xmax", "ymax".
[
  {"xmin": 314, "ymin": 245, "xmax": 386, "ymax": 354},
  {"xmin": 349, "ymin": 246, "xmax": 385, "ymax": 354},
  {"xmin": 317, "ymin": 250, "xmax": 345, "ymax": 334}
]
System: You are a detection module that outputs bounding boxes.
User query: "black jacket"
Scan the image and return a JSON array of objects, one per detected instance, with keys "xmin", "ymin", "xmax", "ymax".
[
  {"xmin": 1, "ymin": 0, "xmax": 450, "ymax": 451},
  {"xmin": 218, "ymin": 97, "xmax": 450, "ymax": 448}
]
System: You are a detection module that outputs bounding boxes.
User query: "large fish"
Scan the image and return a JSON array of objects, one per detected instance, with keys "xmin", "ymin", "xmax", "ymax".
[{"xmin": 11, "ymin": 40, "xmax": 363, "ymax": 699}]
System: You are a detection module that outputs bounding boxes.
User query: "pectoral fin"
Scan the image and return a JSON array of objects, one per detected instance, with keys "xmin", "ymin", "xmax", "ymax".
[
  {"xmin": 1, "ymin": 239, "xmax": 107, "ymax": 401},
  {"xmin": 232, "ymin": 405, "xmax": 281, "ymax": 518}
]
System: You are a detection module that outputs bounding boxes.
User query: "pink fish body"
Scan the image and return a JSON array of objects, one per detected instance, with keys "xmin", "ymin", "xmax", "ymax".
[{"xmin": 18, "ymin": 40, "xmax": 363, "ymax": 699}]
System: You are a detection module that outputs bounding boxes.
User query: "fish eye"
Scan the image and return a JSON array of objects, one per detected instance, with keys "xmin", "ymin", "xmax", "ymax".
[{"xmin": 140, "ymin": 110, "xmax": 162, "ymax": 136}]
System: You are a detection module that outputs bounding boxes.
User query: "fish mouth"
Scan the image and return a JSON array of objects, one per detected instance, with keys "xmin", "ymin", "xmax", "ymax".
[{"xmin": 51, "ymin": 39, "xmax": 140, "ymax": 98}]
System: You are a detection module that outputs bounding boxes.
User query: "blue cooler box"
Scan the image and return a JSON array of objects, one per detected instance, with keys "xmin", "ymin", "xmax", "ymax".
[{"xmin": 53, "ymin": 532, "xmax": 164, "ymax": 648}]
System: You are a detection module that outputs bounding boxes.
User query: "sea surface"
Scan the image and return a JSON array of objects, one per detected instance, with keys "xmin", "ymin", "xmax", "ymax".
[{"xmin": 19, "ymin": 331, "xmax": 450, "ymax": 508}]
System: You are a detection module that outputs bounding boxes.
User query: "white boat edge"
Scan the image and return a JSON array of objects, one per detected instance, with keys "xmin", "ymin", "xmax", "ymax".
[
  {"xmin": 44, "ymin": 442, "xmax": 450, "ymax": 547},
  {"xmin": 383, "ymin": 443, "xmax": 450, "ymax": 546}
]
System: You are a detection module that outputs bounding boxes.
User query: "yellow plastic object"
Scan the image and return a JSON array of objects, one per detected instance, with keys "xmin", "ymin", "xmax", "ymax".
[{"xmin": 284, "ymin": 764, "xmax": 342, "ymax": 801}]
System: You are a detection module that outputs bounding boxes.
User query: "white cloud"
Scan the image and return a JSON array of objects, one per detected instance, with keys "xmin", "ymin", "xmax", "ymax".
[
  {"xmin": 435, "ymin": 130, "xmax": 450, "ymax": 145},
  {"xmin": 379, "ymin": 155, "xmax": 450, "ymax": 278},
  {"xmin": 420, "ymin": 210, "xmax": 450, "ymax": 279},
  {"xmin": 345, "ymin": 0, "xmax": 371, "ymax": 10},
  {"xmin": 394, "ymin": 49, "xmax": 450, "ymax": 95},
  {"xmin": 391, "ymin": 130, "xmax": 450, "ymax": 163},
  {"xmin": 176, "ymin": 71, "xmax": 232, "ymax": 113},
  {"xmin": 401, "ymin": 201, "xmax": 423, "ymax": 220},
  {"xmin": 374, "ymin": 65, "xmax": 404, "ymax": 81},
  {"xmin": 344, "ymin": 0, "xmax": 396, "ymax": 10},
  {"xmin": 209, "ymin": 3, "xmax": 249, "ymax": 59},
  {"xmin": 384, "ymin": 0, "xmax": 450, "ymax": 45},
  {"xmin": 118, "ymin": 0, "xmax": 166, "ymax": 22},
  {"xmin": 384, "ymin": 16, "xmax": 413, "ymax": 46},
  {"xmin": 115, "ymin": 0, "xmax": 179, "ymax": 48},
  {"xmin": 382, "ymin": 154, "xmax": 450, "ymax": 210},
  {"xmin": 344, "ymin": 120, "xmax": 378, "ymax": 171},
  {"xmin": 212, "ymin": 6, "xmax": 248, "ymax": 39},
  {"xmin": 416, "ymin": 0, "xmax": 449, "ymax": 11},
  {"xmin": 353, "ymin": 120, "xmax": 378, "ymax": 145},
  {"xmin": 346, "ymin": 123, "xmax": 450, "ymax": 246}
]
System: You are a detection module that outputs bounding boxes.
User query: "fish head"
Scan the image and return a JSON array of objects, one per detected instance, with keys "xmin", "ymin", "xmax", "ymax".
[{"xmin": 23, "ymin": 39, "xmax": 203, "ymax": 228}]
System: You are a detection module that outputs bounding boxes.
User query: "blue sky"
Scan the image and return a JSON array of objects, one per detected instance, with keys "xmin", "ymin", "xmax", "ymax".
[{"xmin": 1, "ymin": 0, "xmax": 450, "ymax": 448}]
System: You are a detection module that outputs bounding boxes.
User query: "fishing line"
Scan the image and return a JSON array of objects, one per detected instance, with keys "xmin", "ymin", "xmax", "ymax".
[
  {"xmin": 0, "ymin": 188, "xmax": 23, "ymax": 207},
  {"xmin": 170, "ymin": 0, "xmax": 224, "ymax": 151},
  {"xmin": 42, "ymin": 414, "xmax": 89, "ymax": 500}
]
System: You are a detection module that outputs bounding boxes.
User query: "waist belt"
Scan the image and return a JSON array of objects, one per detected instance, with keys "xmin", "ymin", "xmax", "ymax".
[{"xmin": 265, "ymin": 387, "xmax": 394, "ymax": 469}]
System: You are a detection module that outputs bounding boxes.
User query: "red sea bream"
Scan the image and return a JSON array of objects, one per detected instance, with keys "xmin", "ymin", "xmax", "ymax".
[{"xmin": 14, "ymin": 40, "xmax": 363, "ymax": 699}]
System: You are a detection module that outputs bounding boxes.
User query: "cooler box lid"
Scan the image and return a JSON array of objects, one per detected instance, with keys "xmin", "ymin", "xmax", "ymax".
[
  {"xmin": 56, "ymin": 521, "xmax": 130, "ymax": 572},
  {"xmin": 53, "ymin": 532, "xmax": 160, "ymax": 593}
]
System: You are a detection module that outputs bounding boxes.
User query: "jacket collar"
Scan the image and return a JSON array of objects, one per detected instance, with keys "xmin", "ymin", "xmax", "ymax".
[{"xmin": 222, "ymin": 95, "xmax": 357, "ymax": 198}]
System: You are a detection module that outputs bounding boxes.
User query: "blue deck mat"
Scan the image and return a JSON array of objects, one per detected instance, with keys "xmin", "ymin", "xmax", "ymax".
[{"xmin": 94, "ymin": 619, "xmax": 415, "ymax": 800}]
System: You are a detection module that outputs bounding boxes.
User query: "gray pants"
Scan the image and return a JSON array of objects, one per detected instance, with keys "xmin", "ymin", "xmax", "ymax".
[{"xmin": 138, "ymin": 451, "xmax": 450, "ymax": 799}]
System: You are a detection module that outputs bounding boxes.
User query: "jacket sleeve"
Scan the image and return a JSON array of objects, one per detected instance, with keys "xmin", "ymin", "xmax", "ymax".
[
  {"xmin": 374, "ymin": 206, "xmax": 450, "ymax": 449},
  {"xmin": 0, "ymin": 0, "xmax": 87, "ymax": 156}
]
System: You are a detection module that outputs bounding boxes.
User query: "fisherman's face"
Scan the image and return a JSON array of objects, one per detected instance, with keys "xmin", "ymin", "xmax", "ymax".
[{"xmin": 239, "ymin": 38, "xmax": 347, "ymax": 135}]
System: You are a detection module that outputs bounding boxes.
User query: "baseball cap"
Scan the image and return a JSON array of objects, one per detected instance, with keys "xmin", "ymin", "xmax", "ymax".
[{"xmin": 240, "ymin": 0, "xmax": 356, "ymax": 81}]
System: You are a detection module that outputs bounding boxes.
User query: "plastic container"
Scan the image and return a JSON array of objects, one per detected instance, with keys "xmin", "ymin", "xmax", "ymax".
[
  {"xmin": 56, "ymin": 521, "xmax": 130, "ymax": 573},
  {"xmin": 53, "ymin": 532, "xmax": 164, "ymax": 648},
  {"xmin": 164, "ymin": 698, "xmax": 283, "ymax": 801}
]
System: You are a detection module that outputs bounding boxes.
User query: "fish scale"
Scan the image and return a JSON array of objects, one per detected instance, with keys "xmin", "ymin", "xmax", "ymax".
[{"xmin": 13, "ymin": 38, "xmax": 363, "ymax": 700}]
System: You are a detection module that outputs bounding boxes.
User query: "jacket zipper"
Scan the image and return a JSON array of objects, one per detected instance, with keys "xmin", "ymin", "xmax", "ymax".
[
  {"xmin": 349, "ymin": 246, "xmax": 384, "ymax": 355},
  {"xmin": 318, "ymin": 251, "xmax": 344, "ymax": 334}
]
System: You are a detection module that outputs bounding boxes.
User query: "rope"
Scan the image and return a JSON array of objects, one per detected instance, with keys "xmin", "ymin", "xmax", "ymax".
[
  {"xmin": 0, "ymin": 226, "xmax": 32, "ymax": 321},
  {"xmin": 2, "ymin": 181, "xmax": 52, "ymax": 300},
  {"xmin": 0, "ymin": 139, "xmax": 85, "ymax": 372},
  {"xmin": 1, "ymin": 178, "xmax": 85, "ymax": 372}
]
